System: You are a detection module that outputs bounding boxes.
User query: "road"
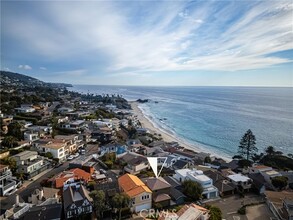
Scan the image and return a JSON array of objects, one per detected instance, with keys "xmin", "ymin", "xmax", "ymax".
[
  {"xmin": 18, "ymin": 161, "xmax": 70, "ymax": 201},
  {"xmin": 1, "ymin": 143, "xmax": 100, "ymax": 206}
]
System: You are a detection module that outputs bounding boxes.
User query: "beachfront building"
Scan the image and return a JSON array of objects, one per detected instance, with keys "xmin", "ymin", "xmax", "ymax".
[
  {"xmin": 174, "ymin": 169, "xmax": 219, "ymax": 200},
  {"xmin": 118, "ymin": 174, "xmax": 152, "ymax": 212}
]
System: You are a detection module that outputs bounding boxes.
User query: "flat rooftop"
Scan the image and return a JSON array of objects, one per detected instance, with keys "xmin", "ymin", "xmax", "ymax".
[{"xmin": 228, "ymin": 174, "xmax": 251, "ymax": 182}]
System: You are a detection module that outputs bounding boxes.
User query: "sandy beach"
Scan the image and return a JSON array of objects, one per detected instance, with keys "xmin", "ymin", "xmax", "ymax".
[{"xmin": 130, "ymin": 101, "xmax": 231, "ymax": 162}]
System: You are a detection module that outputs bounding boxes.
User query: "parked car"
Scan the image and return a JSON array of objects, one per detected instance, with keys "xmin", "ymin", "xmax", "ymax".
[
  {"xmin": 100, "ymin": 169, "xmax": 107, "ymax": 174},
  {"xmin": 73, "ymin": 153, "xmax": 80, "ymax": 158},
  {"xmin": 67, "ymin": 155, "xmax": 74, "ymax": 160}
]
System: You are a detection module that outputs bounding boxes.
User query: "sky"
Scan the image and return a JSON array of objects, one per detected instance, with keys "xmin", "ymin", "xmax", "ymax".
[{"xmin": 1, "ymin": 0, "xmax": 293, "ymax": 86}]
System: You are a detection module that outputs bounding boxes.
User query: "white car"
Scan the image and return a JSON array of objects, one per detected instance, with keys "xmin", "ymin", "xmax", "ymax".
[
  {"xmin": 67, "ymin": 156, "xmax": 74, "ymax": 160},
  {"xmin": 73, "ymin": 153, "xmax": 80, "ymax": 158}
]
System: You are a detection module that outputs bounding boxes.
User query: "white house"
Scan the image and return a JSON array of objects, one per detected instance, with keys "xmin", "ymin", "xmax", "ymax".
[
  {"xmin": 227, "ymin": 174, "xmax": 252, "ymax": 191},
  {"xmin": 24, "ymin": 131, "xmax": 39, "ymax": 142},
  {"xmin": 34, "ymin": 140, "xmax": 66, "ymax": 161},
  {"xmin": 174, "ymin": 169, "xmax": 219, "ymax": 199},
  {"xmin": 0, "ymin": 165, "xmax": 17, "ymax": 196}
]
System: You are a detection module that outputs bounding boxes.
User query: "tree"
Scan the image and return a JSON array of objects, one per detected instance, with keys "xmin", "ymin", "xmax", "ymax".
[
  {"xmin": 111, "ymin": 193, "xmax": 130, "ymax": 220},
  {"xmin": 89, "ymin": 190, "xmax": 107, "ymax": 219},
  {"xmin": 45, "ymin": 152, "xmax": 53, "ymax": 159},
  {"xmin": 182, "ymin": 180, "xmax": 203, "ymax": 201},
  {"xmin": 7, "ymin": 122, "xmax": 23, "ymax": 140},
  {"xmin": 0, "ymin": 157, "xmax": 17, "ymax": 174},
  {"xmin": 238, "ymin": 129, "xmax": 257, "ymax": 161},
  {"xmin": 251, "ymin": 153, "xmax": 264, "ymax": 163},
  {"xmin": 206, "ymin": 205, "xmax": 222, "ymax": 220},
  {"xmin": 204, "ymin": 156, "xmax": 212, "ymax": 164},
  {"xmin": 272, "ymin": 176, "xmax": 288, "ymax": 190},
  {"xmin": 2, "ymin": 136, "xmax": 18, "ymax": 148},
  {"xmin": 265, "ymin": 146, "xmax": 276, "ymax": 156}
]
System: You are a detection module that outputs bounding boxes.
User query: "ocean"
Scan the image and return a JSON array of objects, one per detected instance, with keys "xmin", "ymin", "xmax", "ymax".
[{"xmin": 68, "ymin": 85, "xmax": 293, "ymax": 159}]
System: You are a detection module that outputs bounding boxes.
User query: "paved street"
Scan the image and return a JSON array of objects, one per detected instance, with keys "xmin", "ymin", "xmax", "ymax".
[{"xmin": 1, "ymin": 143, "xmax": 100, "ymax": 206}]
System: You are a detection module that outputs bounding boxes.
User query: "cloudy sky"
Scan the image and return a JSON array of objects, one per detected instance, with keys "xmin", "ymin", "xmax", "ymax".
[{"xmin": 1, "ymin": 0, "xmax": 293, "ymax": 86}]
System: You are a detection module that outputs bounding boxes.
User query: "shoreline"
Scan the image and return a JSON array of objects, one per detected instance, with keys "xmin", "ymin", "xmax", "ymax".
[{"xmin": 130, "ymin": 101, "xmax": 231, "ymax": 162}]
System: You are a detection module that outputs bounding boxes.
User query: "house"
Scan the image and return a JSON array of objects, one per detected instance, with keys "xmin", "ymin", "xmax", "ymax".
[
  {"xmin": 23, "ymin": 130, "xmax": 39, "ymax": 142},
  {"xmin": 204, "ymin": 170, "xmax": 236, "ymax": 197},
  {"xmin": 143, "ymin": 177, "xmax": 171, "ymax": 207},
  {"xmin": 173, "ymin": 159, "xmax": 191, "ymax": 170},
  {"xmin": 163, "ymin": 155, "xmax": 177, "ymax": 168},
  {"xmin": 158, "ymin": 203, "xmax": 209, "ymax": 220},
  {"xmin": 262, "ymin": 170, "xmax": 283, "ymax": 185},
  {"xmin": 26, "ymin": 125, "xmax": 52, "ymax": 136},
  {"xmin": 174, "ymin": 169, "xmax": 219, "ymax": 200},
  {"xmin": 248, "ymin": 172, "xmax": 268, "ymax": 194},
  {"xmin": 120, "ymin": 152, "xmax": 149, "ymax": 174},
  {"xmin": 136, "ymin": 128, "xmax": 149, "ymax": 135},
  {"xmin": 265, "ymin": 190, "xmax": 293, "ymax": 220},
  {"xmin": 49, "ymin": 168, "xmax": 91, "ymax": 188},
  {"xmin": 33, "ymin": 139, "xmax": 66, "ymax": 161},
  {"xmin": 0, "ymin": 164, "xmax": 17, "ymax": 196},
  {"xmin": 149, "ymin": 141, "xmax": 166, "ymax": 148},
  {"xmin": 57, "ymin": 107, "xmax": 74, "ymax": 114},
  {"xmin": 0, "ymin": 194, "xmax": 33, "ymax": 220},
  {"xmin": 91, "ymin": 127, "xmax": 115, "ymax": 144},
  {"xmin": 120, "ymin": 119, "xmax": 129, "ymax": 128},
  {"xmin": 249, "ymin": 165, "xmax": 273, "ymax": 174},
  {"xmin": 118, "ymin": 174, "xmax": 152, "ymax": 212},
  {"xmin": 100, "ymin": 143, "xmax": 127, "ymax": 156},
  {"xmin": 12, "ymin": 151, "xmax": 50, "ymax": 180},
  {"xmin": 28, "ymin": 187, "xmax": 60, "ymax": 205},
  {"xmin": 227, "ymin": 174, "xmax": 252, "ymax": 192},
  {"xmin": 63, "ymin": 184, "xmax": 93, "ymax": 219},
  {"xmin": 15, "ymin": 107, "xmax": 35, "ymax": 113},
  {"xmin": 54, "ymin": 134, "xmax": 83, "ymax": 155},
  {"xmin": 173, "ymin": 150, "xmax": 196, "ymax": 161},
  {"xmin": 18, "ymin": 203, "xmax": 62, "ymax": 220},
  {"xmin": 60, "ymin": 120, "xmax": 86, "ymax": 131}
]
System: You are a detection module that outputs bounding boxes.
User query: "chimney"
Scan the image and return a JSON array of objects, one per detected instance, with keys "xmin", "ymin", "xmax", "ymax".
[
  {"xmin": 15, "ymin": 194, "xmax": 19, "ymax": 206},
  {"xmin": 39, "ymin": 189, "xmax": 44, "ymax": 199}
]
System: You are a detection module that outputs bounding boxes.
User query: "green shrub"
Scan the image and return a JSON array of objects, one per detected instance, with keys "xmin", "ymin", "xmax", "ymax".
[{"xmin": 238, "ymin": 206, "xmax": 246, "ymax": 215}]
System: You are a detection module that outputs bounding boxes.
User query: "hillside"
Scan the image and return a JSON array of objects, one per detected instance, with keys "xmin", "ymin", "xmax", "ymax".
[{"xmin": 0, "ymin": 71, "xmax": 72, "ymax": 89}]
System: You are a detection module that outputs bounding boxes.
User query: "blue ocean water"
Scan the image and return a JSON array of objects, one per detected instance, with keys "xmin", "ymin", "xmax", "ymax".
[{"xmin": 69, "ymin": 85, "xmax": 293, "ymax": 158}]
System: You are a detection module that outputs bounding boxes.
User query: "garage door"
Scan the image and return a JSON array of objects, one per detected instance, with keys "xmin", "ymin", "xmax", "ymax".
[{"xmin": 135, "ymin": 203, "xmax": 151, "ymax": 212}]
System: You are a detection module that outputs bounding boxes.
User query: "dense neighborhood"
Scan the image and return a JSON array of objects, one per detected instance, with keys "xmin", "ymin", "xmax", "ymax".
[{"xmin": 0, "ymin": 71, "xmax": 292, "ymax": 220}]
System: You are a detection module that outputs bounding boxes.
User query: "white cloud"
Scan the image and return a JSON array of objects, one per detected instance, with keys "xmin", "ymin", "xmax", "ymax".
[
  {"xmin": 40, "ymin": 67, "xmax": 47, "ymax": 70},
  {"xmin": 4, "ymin": 1, "xmax": 293, "ymax": 74},
  {"xmin": 18, "ymin": 64, "xmax": 32, "ymax": 70}
]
